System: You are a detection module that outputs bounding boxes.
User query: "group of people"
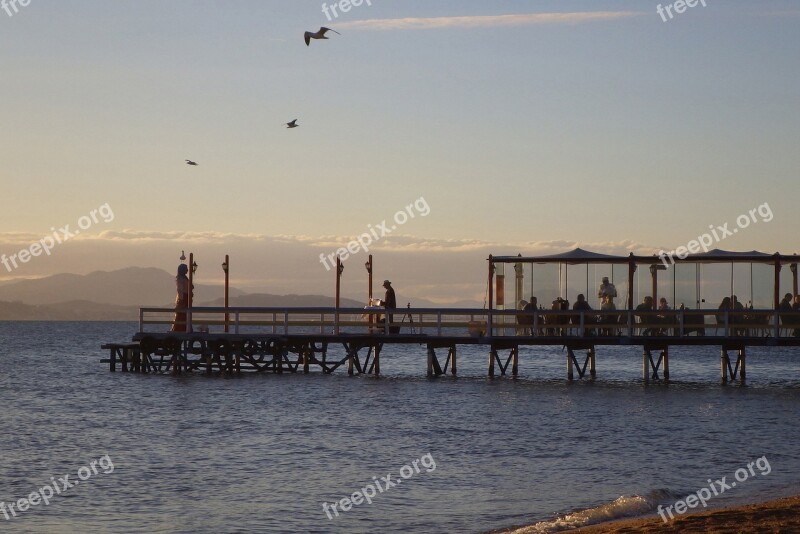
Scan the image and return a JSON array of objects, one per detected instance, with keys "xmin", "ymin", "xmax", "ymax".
[
  {"xmin": 517, "ymin": 277, "xmax": 623, "ymax": 336},
  {"xmin": 777, "ymin": 293, "xmax": 800, "ymax": 336},
  {"xmin": 515, "ymin": 277, "xmax": 711, "ymax": 336}
]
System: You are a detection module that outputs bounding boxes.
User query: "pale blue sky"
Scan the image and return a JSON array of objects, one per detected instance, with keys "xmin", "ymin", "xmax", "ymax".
[{"xmin": 1, "ymin": 1, "xmax": 798, "ymax": 303}]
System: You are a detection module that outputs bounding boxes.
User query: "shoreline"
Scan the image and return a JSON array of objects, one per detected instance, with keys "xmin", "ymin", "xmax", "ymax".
[{"xmin": 571, "ymin": 495, "xmax": 800, "ymax": 533}]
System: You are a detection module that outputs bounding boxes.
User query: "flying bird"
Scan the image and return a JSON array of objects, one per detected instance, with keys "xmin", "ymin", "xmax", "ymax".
[
  {"xmin": 185, "ymin": 160, "xmax": 198, "ymax": 166},
  {"xmin": 304, "ymin": 27, "xmax": 340, "ymax": 46},
  {"xmin": 286, "ymin": 119, "xmax": 299, "ymax": 129}
]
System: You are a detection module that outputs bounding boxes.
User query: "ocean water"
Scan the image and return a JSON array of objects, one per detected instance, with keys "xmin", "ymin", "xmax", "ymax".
[{"xmin": 0, "ymin": 321, "xmax": 798, "ymax": 533}]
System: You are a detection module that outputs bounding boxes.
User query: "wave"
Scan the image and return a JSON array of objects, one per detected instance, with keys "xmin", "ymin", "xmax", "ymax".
[{"xmin": 507, "ymin": 488, "xmax": 681, "ymax": 533}]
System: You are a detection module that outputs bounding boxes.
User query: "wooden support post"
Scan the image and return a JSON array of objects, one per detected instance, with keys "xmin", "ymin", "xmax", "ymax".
[
  {"xmin": 512, "ymin": 346, "xmax": 519, "ymax": 377},
  {"xmin": 303, "ymin": 345, "xmax": 310, "ymax": 374},
  {"xmin": 721, "ymin": 348, "xmax": 728, "ymax": 384},
  {"xmin": 122, "ymin": 348, "xmax": 130, "ymax": 372},
  {"xmin": 739, "ymin": 348, "xmax": 746, "ymax": 384},
  {"xmin": 589, "ymin": 347, "xmax": 596, "ymax": 379},
  {"xmin": 567, "ymin": 347, "xmax": 574, "ymax": 380},
  {"xmin": 347, "ymin": 344, "xmax": 354, "ymax": 376},
  {"xmin": 109, "ymin": 347, "xmax": 117, "ymax": 372},
  {"xmin": 373, "ymin": 344, "xmax": 380, "ymax": 376},
  {"xmin": 488, "ymin": 349, "xmax": 496, "ymax": 378},
  {"xmin": 427, "ymin": 346, "xmax": 434, "ymax": 378},
  {"xmin": 643, "ymin": 349, "xmax": 650, "ymax": 382},
  {"xmin": 450, "ymin": 346, "xmax": 457, "ymax": 376},
  {"xmin": 663, "ymin": 347, "xmax": 670, "ymax": 382}
]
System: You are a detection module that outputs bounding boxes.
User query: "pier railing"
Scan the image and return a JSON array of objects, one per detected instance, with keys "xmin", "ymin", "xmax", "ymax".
[{"xmin": 139, "ymin": 306, "xmax": 800, "ymax": 339}]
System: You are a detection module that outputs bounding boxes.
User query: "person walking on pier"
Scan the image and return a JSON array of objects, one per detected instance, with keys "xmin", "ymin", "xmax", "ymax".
[{"xmin": 170, "ymin": 263, "xmax": 193, "ymax": 332}]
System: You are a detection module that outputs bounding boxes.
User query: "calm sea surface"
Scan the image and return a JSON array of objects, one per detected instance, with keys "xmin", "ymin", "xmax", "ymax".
[{"xmin": 1, "ymin": 321, "xmax": 798, "ymax": 533}]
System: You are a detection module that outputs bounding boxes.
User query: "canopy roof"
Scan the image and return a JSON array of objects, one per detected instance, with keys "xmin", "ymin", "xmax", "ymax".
[{"xmin": 491, "ymin": 248, "xmax": 800, "ymax": 265}]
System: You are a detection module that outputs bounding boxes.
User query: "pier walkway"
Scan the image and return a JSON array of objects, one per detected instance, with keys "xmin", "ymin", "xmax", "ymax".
[{"xmin": 101, "ymin": 306, "xmax": 800, "ymax": 384}]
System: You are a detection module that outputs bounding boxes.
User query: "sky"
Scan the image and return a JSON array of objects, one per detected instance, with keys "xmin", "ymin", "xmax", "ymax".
[{"xmin": 1, "ymin": 0, "xmax": 799, "ymax": 305}]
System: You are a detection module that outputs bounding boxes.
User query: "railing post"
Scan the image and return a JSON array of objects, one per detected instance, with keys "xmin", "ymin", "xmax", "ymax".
[
  {"xmin": 579, "ymin": 311, "xmax": 585, "ymax": 336},
  {"xmin": 139, "ymin": 308, "xmax": 144, "ymax": 333},
  {"xmin": 679, "ymin": 309, "xmax": 684, "ymax": 337}
]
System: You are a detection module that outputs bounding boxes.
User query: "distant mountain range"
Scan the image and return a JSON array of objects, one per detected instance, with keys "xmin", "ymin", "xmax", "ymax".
[
  {"xmin": 0, "ymin": 268, "xmax": 475, "ymax": 321},
  {"xmin": 0, "ymin": 267, "xmax": 242, "ymax": 307}
]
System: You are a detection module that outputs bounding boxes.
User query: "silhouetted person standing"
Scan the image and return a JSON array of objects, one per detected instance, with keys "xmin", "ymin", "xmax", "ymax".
[
  {"xmin": 171, "ymin": 264, "xmax": 193, "ymax": 332},
  {"xmin": 381, "ymin": 279, "xmax": 399, "ymax": 333}
]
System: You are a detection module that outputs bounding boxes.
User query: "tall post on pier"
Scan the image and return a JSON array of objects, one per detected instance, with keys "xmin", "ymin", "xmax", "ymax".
[
  {"xmin": 335, "ymin": 256, "xmax": 343, "ymax": 335},
  {"xmin": 488, "ymin": 256, "xmax": 494, "ymax": 337},
  {"xmin": 222, "ymin": 255, "xmax": 230, "ymax": 333},
  {"xmin": 366, "ymin": 255, "xmax": 373, "ymax": 331},
  {"xmin": 791, "ymin": 263, "xmax": 798, "ymax": 299},
  {"xmin": 188, "ymin": 252, "xmax": 196, "ymax": 333},
  {"xmin": 488, "ymin": 256, "xmax": 495, "ymax": 377},
  {"xmin": 496, "ymin": 263, "xmax": 505, "ymax": 336},
  {"xmin": 627, "ymin": 254, "xmax": 636, "ymax": 311},
  {"xmin": 514, "ymin": 256, "xmax": 523, "ymax": 312}
]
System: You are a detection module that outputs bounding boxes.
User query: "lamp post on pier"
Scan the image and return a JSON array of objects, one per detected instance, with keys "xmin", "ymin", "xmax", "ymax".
[
  {"xmin": 365, "ymin": 255, "xmax": 373, "ymax": 331},
  {"xmin": 222, "ymin": 255, "xmax": 229, "ymax": 333},
  {"xmin": 188, "ymin": 253, "xmax": 198, "ymax": 332},
  {"xmin": 335, "ymin": 256, "xmax": 343, "ymax": 334}
]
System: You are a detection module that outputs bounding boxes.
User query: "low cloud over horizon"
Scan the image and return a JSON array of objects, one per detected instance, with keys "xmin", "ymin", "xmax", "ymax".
[
  {"xmin": 0, "ymin": 230, "xmax": 671, "ymax": 304},
  {"xmin": 336, "ymin": 11, "xmax": 642, "ymax": 31}
]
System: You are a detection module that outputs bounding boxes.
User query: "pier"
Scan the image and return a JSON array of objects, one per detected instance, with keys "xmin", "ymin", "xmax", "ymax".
[
  {"xmin": 102, "ymin": 248, "xmax": 800, "ymax": 384},
  {"xmin": 100, "ymin": 305, "xmax": 800, "ymax": 384}
]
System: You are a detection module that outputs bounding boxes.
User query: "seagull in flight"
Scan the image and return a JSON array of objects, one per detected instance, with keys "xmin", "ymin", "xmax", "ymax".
[
  {"xmin": 304, "ymin": 27, "xmax": 340, "ymax": 46},
  {"xmin": 286, "ymin": 119, "xmax": 299, "ymax": 129},
  {"xmin": 185, "ymin": 160, "xmax": 198, "ymax": 166}
]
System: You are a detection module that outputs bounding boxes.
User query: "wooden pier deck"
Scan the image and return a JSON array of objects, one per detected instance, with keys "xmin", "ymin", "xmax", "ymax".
[{"xmin": 101, "ymin": 306, "xmax": 800, "ymax": 384}]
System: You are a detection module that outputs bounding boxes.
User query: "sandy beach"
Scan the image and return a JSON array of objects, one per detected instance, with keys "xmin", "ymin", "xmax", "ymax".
[{"xmin": 573, "ymin": 495, "xmax": 800, "ymax": 533}]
